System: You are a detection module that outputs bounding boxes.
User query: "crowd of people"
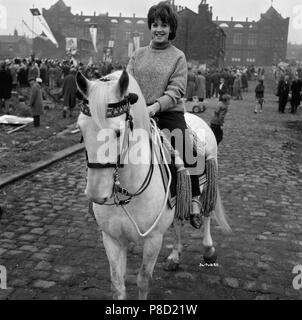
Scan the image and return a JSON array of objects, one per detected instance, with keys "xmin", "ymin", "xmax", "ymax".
[{"xmin": 0, "ymin": 57, "xmax": 122, "ymax": 121}]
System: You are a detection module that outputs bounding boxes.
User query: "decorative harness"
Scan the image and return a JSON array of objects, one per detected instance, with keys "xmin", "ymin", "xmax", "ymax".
[{"xmin": 79, "ymin": 81, "xmax": 154, "ymax": 207}]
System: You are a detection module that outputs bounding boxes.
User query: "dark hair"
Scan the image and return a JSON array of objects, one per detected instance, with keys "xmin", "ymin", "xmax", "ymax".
[{"xmin": 147, "ymin": 1, "xmax": 178, "ymax": 41}]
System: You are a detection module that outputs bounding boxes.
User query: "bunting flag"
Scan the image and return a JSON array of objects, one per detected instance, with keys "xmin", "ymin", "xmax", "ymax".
[
  {"xmin": 22, "ymin": 19, "xmax": 48, "ymax": 41},
  {"xmin": 66, "ymin": 37, "xmax": 77, "ymax": 55},
  {"xmin": 0, "ymin": 4, "xmax": 7, "ymax": 30},
  {"xmin": 133, "ymin": 36, "xmax": 140, "ymax": 51},
  {"xmin": 30, "ymin": 8, "xmax": 59, "ymax": 48},
  {"xmin": 89, "ymin": 24, "xmax": 98, "ymax": 53}
]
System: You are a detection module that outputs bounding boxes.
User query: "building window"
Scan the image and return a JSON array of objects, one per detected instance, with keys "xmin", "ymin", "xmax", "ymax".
[
  {"xmin": 231, "ymin": 57, "xmax": 241, "ymax": 63},
  {"xmin": 139, "ymin": 32, "xmax": 144, "ymax": 41},
  {"xmin": 233, "ymin": 33, "xmax": 242, "ymax": 45},
  {"xmin": 248, "ymin": 33, "xmax": 257, "ymax": 46},
  {"xmin": 136, "ymin": 20, "xmax": 145, "ymax": 24},
  {"xmin": 247, "ymin": 58, "xmax": 256, "ymax": 63}
]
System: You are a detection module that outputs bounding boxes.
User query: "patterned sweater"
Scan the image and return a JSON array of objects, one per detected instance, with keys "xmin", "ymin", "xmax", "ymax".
[{"xmin": 127, "ymin": 43, "xmax": 187, "ymax": 113}]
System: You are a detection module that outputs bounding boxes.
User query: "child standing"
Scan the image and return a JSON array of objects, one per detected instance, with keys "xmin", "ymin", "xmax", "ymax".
[
  {"xmin": 255, "ymin": 79, "xmax": 265, "ymax": 113},
  {"xmin": 210, "ymin": 94, "xmax": 231, "ymax": 145}
]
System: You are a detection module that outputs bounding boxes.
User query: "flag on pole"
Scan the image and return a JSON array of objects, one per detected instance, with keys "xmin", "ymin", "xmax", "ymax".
[
  {"xmin": 30, "ymin": 8, "xmax": 41, "ymax": 16},
  {"xmin": 30, "ymin": 8, "xmax": 59, "ymax": 48},
  {"xmin": 89, "ymin": 24, "xmax": 98, "ymax": 53}
]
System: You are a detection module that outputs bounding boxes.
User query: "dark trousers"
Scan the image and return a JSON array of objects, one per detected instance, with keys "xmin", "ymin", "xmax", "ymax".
[
  {"xmin": 279, "ymin": 96, "xmax": 288, "ymax": 113},
  {"xmin": 210, "ymin": 124, "xmax": 223, "ymax": 145},
  {"xmin": 155, "ymin": 112, "xmax": 200, "ymax": 197},
  {"xmin": 33, "ymin": 116, "xmax": 40, "ymax": 127}
]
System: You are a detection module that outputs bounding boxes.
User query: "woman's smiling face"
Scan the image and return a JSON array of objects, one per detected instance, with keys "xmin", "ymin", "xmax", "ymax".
[{"xmin": 151, "ymin": 19, "xmax": 171, "ymax": 44}]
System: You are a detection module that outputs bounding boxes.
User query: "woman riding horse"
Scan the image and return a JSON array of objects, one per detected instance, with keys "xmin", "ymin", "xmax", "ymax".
[{"xmin": 127, "ymin": 1, "xmax": 203, "ymax": 229}]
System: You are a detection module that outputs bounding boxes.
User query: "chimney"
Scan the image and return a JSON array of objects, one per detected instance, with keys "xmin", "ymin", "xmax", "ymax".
[
  {"xmin": 216, "ymin": 16, "xmax": 218, "ymax": 21},
  {"xmin": 119, "ymin": 12, "xmax": 122, "ymax": 17},
  {"xmin": 81, "ymin": 11, "xmax": 83, "ymax": 16},
  {"xmin": 133, "ymin": 13, "xmax": 135, "ymax": 18},
  {"xmin": 94, "ymin": 11, "xmax": 96, "ymax": 16},
  {"xmin": 246, "ymin": 17, "xmax": 248, "ymax": 22},
  {"xmin": 231, "ymin": 17, "xmax": 233, "ymax": 21}
]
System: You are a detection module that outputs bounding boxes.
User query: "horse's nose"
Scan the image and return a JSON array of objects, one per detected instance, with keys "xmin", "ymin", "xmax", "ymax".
[{"xmin": 85, "ymin": 190, "xmax": 108, "ymax": 205}]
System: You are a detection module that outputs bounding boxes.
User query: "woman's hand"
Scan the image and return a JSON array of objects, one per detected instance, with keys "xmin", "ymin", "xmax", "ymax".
[{"xmin": 148, "ymin": 102, "xmax": 160, "ymax": 117}]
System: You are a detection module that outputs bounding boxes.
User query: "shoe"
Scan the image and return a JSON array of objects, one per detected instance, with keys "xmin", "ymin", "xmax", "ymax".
[{"xmin": 190, "ymin": 199, "xmax": 203, "ymax": 229}]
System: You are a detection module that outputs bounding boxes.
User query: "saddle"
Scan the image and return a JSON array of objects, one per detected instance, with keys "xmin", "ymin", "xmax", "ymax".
[{"xmin": 151, "ymin": 124, "xmax": 207, "ymax": 211}]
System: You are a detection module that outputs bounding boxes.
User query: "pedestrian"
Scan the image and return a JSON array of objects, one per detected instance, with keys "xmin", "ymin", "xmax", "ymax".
[
  {"xmin": 194, "ymin": 70, "xmax": 206, "ymax": 102},
  {"xmin": 290, "ymin": 74, "xmax": 302, "ymax": 114},
  {"xmin": 276, "ymin": 75, "xmax": 290, "ymax": 113},
  {"xmin": 210, "ymin": 94, "xmax": 231, "ymax": 145},
  {"xmin": 0, "ymin": 62, "xmax": 13, "ymax": 113},
  {"xmin": 218, "ymin": 77, "xmax": 227, "ymax": 101},
  {"xmin": 233, "ymin": 74, "xmax": 242, "ymax": 100},
  {"xmin": 254, "ymin": 79, "xmax": 265, "ymax": 113},
  {"xmin": 62, "ymin": 68, "xmax": 78, "ymax": 118},
  {"xmin": 127, "ymin": 1, "xmax": 203, "ymax": 229},
  {"xmin": 29, "ymin": 77, "xmax": 44, "ymax": 127}
]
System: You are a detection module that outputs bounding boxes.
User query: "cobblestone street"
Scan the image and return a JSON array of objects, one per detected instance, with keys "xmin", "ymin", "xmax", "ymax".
[{"xmin": 0, "ymin": 85, "xmax": 302, "ymax": 300}]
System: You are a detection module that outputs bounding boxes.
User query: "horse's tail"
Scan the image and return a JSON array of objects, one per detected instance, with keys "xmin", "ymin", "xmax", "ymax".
[{"xmin": 201, "ymin": 158, "xmax": 231, "ymax": 233}]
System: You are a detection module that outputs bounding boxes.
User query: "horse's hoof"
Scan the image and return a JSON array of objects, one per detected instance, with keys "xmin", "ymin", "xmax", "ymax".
[
  {"xmin": 203, "ymin": 247, "xmax": 217, "ymax": 264},
  {"xmin": 164, "ymin": 259, "xmax": 179, "ymax": 272}
]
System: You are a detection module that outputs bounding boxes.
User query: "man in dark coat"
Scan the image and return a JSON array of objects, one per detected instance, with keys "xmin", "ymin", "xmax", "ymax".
[
  {"xmin": 290, "ymin": 75, "xmax": 302, "ymax": 114},
  {"xmin": 62, "ymin": 69, "xmax": 78, "ymax": 118},
  {"xmin": 218, "ymin": 77, "xmax": 228, "ymax": 101},
  {"xmin": 0, "ymin": 63, "xmax": 13, "ymax": 112},
  {"xmin": 277, "ymin": 75, "xmax": 290, "ymax": 113},
  {"xmin": 29, "ymin": 77, "xmax": 43, "ymax": 127}
]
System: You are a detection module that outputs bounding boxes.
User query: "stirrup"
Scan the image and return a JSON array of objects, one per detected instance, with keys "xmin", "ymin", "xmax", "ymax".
[{"xmin": 190, "ymin": 199, "xmax": 203, "ymax": 229}]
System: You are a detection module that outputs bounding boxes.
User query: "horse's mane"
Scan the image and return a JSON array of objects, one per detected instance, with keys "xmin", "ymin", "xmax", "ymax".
[{"xmin": 88, "ymin": 71, "xmax": 150, "ymax": 136}]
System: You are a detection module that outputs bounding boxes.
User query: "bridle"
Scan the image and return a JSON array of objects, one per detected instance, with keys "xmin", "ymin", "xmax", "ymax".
[{"xmin": 79, "ymin": 83, "xmax": 154, "ymax": 206}]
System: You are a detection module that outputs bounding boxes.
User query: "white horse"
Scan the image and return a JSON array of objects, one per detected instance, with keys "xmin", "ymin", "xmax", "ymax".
[
  {"xmin": 165, "ymin": 113, "xmax": 231, "ymax": 271},
  {"xmin": 76, "ymin": 70, "xmax": 230, "ymax": 300}
]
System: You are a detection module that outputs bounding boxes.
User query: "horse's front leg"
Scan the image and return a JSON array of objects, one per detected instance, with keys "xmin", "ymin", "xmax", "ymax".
[
  {"xmin": 138, "ymin": 234, "xmax": 163, "ymax": 300},
  {"xmin": 164, "ymin": 219, "xmax": 183, "ymax": 271},
  {"xmin": 102, "ymin": 232, "xmax": 127, "ymax": 300},
  {"xmin": 202, "ymin": 215, "xmax": 217, "ymax": 264}
]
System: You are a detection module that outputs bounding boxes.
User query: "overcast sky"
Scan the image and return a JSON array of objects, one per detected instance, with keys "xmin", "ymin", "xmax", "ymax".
[{"xmin": 0, "ymin": 0, "xmax": 301, "ymax": 43}]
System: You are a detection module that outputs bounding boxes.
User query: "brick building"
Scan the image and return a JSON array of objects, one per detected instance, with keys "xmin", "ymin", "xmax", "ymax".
[
  {"xmin": 39, "ymin": 0, "xmax": 225, "ymax": 67},
  {"xmin": 0, "ymin": 32, "xmax": 32, "ymax": 59},
  {"xmin": 173, "ymin": 1, "xmax": 226, "ymax": 68},
  {"xmin": 41, "ymin": 0, "xmax": 150, "ymax": 63},
  {"xmin": 214, "ymin": 5, "xmax": 289, "ymax": 66}
]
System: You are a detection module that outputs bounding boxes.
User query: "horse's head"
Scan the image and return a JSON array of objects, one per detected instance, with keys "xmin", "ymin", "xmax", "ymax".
[{"xmin": 76, "ymin": 70, "xmax": 149, "ymax": 204}]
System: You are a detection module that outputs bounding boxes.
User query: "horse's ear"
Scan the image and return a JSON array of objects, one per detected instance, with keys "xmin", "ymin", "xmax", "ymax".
[
  {"xmin": 118, "ymin": 70, "xmax": 129, "ymax": 97},
  {"xmin": 76, "ymin": 72, "xmax": 89, "ymax": 98}
]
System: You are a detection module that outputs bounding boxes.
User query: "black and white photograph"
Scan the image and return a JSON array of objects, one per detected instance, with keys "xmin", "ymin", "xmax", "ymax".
[{"xmin": 0, "ymin": 0, "xmax": 302, "ymax": 304}]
